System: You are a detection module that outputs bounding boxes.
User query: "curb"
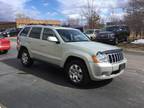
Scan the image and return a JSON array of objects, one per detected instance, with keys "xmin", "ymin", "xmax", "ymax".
[{"xmin": 124, "ymin": 49, "xmax": 144, "ymax": 55}]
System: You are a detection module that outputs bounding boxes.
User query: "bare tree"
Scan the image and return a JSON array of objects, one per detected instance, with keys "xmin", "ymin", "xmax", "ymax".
[
  {"xmin": 81, "ymin": 0, "xmax": 100, "ymax": 29},
  {"xmin": 15, "ymin": 13, "xmax": 29, "ymax": 19},
  {"xmin": 124, "ymin": 0, "xmax": 144, "ymax": 39},
  {"xmin": 67, "ymin": 18, "xmax": 80, "ymax": 26}
]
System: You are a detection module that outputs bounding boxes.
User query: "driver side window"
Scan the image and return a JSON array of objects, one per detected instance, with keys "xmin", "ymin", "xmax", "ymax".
[{"xmin": 42, "ymin": 28, "xmax": 56, "ymax": 40}]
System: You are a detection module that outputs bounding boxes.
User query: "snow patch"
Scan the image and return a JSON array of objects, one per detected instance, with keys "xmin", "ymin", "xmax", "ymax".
[{"xmin": 131, "ymin": 39, "xmax": 144, "ymax": 44}]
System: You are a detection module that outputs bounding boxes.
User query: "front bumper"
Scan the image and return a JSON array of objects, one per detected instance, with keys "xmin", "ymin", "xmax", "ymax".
[{"xmin": 88, "ymin": 59, "xmax": 127, "ymax": 80}]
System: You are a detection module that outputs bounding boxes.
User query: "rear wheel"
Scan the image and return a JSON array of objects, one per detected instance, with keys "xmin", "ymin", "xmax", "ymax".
[
  {"xmin": 65, "ymin": 60, "xmax": 91, "ymax": 86},
  {"xmin": 20, "ymin": 49, "xmax": 33, "ymax": 67}
]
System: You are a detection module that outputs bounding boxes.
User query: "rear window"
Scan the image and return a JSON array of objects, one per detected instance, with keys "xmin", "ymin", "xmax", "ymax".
[
  {"xmin": 20, "ymin": 27, "xmax": 31, "ymax": 37},
  {"xmin": 29, "ymin": 27, "xmax": 42, "ymax": 39}
]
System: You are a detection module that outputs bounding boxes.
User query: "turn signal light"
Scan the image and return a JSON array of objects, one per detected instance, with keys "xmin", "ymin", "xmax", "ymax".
[{"xmin": 92, "ymin": 55, "xmax": 99, "ymax": 63}]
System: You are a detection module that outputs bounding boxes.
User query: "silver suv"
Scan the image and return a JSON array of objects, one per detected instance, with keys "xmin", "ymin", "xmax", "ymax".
[{"xmin": 17, "ymin": 25, "xmax": 127, "ymax": 86}]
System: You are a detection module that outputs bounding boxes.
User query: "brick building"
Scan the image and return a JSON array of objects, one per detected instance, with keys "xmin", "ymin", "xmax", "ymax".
[{"xmin": 16, "ymin": 18, "xmax": 61, "ymax": 28}]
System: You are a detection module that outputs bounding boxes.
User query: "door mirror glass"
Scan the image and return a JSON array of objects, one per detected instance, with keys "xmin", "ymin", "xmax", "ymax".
[{"xmin": 47, "ymin": 36, "xmax": 58, "ymax": 42}]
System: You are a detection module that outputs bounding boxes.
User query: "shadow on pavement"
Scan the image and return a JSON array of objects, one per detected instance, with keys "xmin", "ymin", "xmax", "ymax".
[{"xmin": 2, "ymin": 58, "xmax": 112, "ymax": 89}]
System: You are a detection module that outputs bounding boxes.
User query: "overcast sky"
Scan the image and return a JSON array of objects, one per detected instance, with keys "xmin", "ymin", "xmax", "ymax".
[{"xmin": 0, "ymin": 0, "xmax": 128, "ymax": 21}]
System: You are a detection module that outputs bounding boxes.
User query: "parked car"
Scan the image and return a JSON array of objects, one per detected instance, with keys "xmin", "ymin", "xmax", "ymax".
[
  {"xmin": 0, "ymin": 35, "xmax": 10, "ymax": 54},
  {"xmin": 2, "ymin": 28, "xmax": 21, "ymax": 37},
  {"xmin": 85, "ymin": 29, "xmax": 100, "ymax": 40},
  {"xmin": 17, "ymin": 25, "xmax": 127, "ymax": 86},
  {"xmin": 0, "ymin": 29, "xmax": 5, "ymax": 34},
  {"xmin": 96, "ymin": 26, "xmax": 130, "ymax": 45}
]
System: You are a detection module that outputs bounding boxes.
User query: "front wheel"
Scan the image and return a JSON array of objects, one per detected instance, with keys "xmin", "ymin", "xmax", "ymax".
[
  {"xmin": 124, "ymin": 37, "xmax": 128, "ymax": 42},
  {"xmin": 113, "ymin": 38, "xmax": 119, "ymax": 45},
  {"xmin": 65, "ymin": 60, "xmax": 91, "ymax": 86},
  {"xmin": 20, "ymin": 49, "xmax": 33, "ymax": 67}
]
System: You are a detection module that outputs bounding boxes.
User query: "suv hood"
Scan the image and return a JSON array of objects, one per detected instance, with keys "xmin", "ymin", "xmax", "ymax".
[
  {"xmin": 99, "ymin": 31, "xmax": 114, "ymax": 34},
  {"xmin": 67, "ymin": 41, "xmax": 120, "ymax": 54}
]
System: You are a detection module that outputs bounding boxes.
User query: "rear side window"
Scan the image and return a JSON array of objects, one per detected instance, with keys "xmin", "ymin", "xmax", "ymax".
[
  {"xmin": 29, "ymin": 27, "xmax": 42, "ymax": 39},
  {"xmin": 42, "ymin": 28, "xmax": 56, "ymax": 40},
  {"xmin": 20, "ymin": 27, "xmax": 30, "ymax": 37}
]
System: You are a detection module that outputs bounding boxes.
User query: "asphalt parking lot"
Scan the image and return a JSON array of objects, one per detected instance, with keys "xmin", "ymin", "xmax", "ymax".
[{"xmin": 0, "ymin": 41, "xmax": 144, "ymax": 108}]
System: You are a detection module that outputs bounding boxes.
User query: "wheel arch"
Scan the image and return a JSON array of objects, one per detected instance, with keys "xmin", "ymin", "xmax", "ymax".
[
  {"xmin": 64, "ymin": 56, "xmax": 87, "ymax": 68},
  {"xmin": 17, "ymin": 46, "xmax": 31, "ymax": 58},
  {"xmin": 64, "ymin": 55, "xmax": 91, "ymax": 85}
]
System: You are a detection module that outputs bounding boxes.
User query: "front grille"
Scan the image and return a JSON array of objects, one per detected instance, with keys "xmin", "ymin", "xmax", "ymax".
[
  {"xmin": 104, "ymin": 49, "xmax": 124, "ymax": 63},
  {"xmin": 99, "ymin": 34, "xmax": 108, "ymax": 39}
]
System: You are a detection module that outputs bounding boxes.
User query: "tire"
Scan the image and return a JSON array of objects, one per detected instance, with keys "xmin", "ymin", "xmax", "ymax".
[
  {"xmin": 113, "ymin": 38, "xmax": 119, "ymax": 45},
  {"xmin": 2, "ymin": 50, "xmax": 8, "ymax": 54},
  {"xmin": 124, "ymin": 37, "xmax": 128, "ymax": 42},
  {"xmin": 65, "ymin": 60, "xmax": 91, "ymax": 86},
  {"xmin": 20, "ymin": 49, "xmax": 33, "ymax": 67}
]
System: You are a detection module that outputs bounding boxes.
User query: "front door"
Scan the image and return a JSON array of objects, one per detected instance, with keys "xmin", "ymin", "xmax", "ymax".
[{"xmin": 39, "ymin": 28, "xmax": 63, "ymax": 66}]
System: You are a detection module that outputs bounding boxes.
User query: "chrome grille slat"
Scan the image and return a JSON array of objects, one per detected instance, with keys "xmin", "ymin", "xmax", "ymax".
[
  {"xmin": 112, "ymin": 54, "xmax": 115, "ymax": 63},
  {"xmin": 120, "ymin": 52, "xmax": 122, "ymax": 60},
  {"xmin": 115, "ymin": 54, "xmax": 118, "ymax": 62},
  {"xmin": 107, "ymin": 51, "xmax": 124, "ymax": 64},
  {"xmin": 118, "ymin": 53, "xmax": 120, "ymax": 61},
  {"xmin": 115, "ymin": 53, "xmax": 118, "ymax": 62}
]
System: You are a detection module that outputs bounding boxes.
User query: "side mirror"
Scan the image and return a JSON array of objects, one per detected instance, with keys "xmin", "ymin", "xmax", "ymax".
[{"xmin": 47, "ymin": 36, "xmax": 59, "ymax": 43}]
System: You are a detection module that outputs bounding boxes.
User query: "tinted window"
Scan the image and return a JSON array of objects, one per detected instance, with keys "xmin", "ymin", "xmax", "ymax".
[
  {"xmin": 42, "ymin": 28, "xmax": 56, "ymax": 40},
  {"xmin": 85, "ymin": 30, "xmax": 94, "ymax": 34},
  {"xmin": 20, "ymin": 27, "xmax": 30, "ymax": 37},
  {"xmin": 29, "ymin": 27, "xmax": 42, "ymax": 39},
  {"xmin": 120, "ymin": 26, "xmax": 129, "ymax": 31},
  {"xmin": 106, "ymin": 26, "xmax": 119, "ymax": 31}
]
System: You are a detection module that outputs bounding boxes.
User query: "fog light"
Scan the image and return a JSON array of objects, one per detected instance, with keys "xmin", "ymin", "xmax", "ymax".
[{"xmin": 101, "ymin": 72, "xmax": 110, "ymax": 76}]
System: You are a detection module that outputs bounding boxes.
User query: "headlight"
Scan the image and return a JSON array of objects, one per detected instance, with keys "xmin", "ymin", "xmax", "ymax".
[
  {"xmin": 96, "ymin": 52, "xmax": 108, "ymax": 63},
  {"xmin": 108, "ymin": 34, "xmax": 115, "ymax": 38}
]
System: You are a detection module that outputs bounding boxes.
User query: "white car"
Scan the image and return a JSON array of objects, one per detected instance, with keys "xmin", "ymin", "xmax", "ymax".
[
  {"xmin": 85, "ymin": 29, "xmax": 99, "ymax": 40},
  {"xmin": 17, "ymin": 25, "xmax": 127, "ymax": 86}
]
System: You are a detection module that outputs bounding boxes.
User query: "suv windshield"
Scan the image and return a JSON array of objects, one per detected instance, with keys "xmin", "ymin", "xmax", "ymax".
[
  {"xmin": 56, "ymin": 29, "xmax": 90, "ymax": 42},
  {"xmin": 105, "ymin": 26, "xmax": 119, "ymax": 31}
]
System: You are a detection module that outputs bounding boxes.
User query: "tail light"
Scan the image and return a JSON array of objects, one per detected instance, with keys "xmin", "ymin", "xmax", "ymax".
[
  {"xmin": 17, "ymin": 36, "xmax": 20, "ymax": 44},
  {"xmin": 17, "ymin": 36, "xmax": 20, "ymax": 50}
]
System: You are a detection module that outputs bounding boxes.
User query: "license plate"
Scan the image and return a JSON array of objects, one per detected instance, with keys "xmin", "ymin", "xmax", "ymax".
[{"xmin": 119, "ymin": 63, "xmax": 126, "ymax": 70}]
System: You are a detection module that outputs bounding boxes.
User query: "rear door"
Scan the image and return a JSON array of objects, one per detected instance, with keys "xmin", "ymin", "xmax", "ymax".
[
  {"xmin": 28, "ymin": 27, "xmax": 43, "ymax": 58},
  {"xmin": 18, "ymin": 27, "xmax": 31, "ymax": 49}
]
